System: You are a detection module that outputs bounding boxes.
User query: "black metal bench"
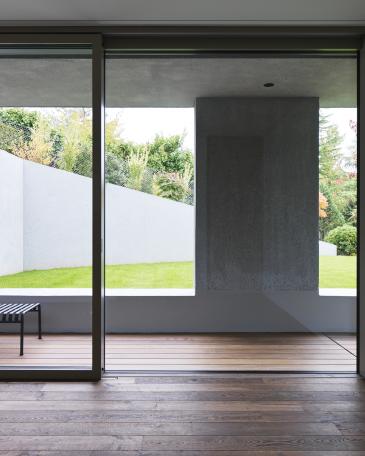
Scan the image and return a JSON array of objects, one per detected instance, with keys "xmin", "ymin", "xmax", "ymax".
[{"xmin": 0, "ymin": 303, "xmax": 42, "ymax": 356}]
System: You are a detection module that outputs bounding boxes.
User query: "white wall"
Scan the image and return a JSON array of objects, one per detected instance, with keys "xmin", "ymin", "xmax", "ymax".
[
  {"xmin": 319, "ymin": 240, "xmax": 337, "ymax": 256},
  {"xmin": 106, "ymin": 183, "xmax": 194, "ymax": 265},
  {"xmin": 0, "ymin": 150, "xmax": 194, "ymax": 272},
  {"xmin": 0, "ymin": 151, "xmax": 23, "ymax": 275},
  {"xmin": 23, "ymin": 160, "xmax": 93, "ymax": 270}
]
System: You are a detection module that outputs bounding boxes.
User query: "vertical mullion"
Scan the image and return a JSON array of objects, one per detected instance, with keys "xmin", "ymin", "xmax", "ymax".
[
  {"xmin": 359, "ymin": 41, "xmax": 365, "ymax": 375},
  {"xmin": 92, "ymin": 35, "xmax": 105, "ymax": 379}
]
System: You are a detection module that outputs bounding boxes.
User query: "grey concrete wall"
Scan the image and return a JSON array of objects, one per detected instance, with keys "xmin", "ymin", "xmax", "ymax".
[
  {"xmin": 0, "ymin": 151, "xmax": 23, "ymax": 275},
  {"xmin": 196, "ymin": 97, "xmax": 319, "ymax": 291},
  {"xmin": 0, "ymin": 150, "xmax": 194, "ymax": 272},
  {"xmin": 0, "ymin": 292, "xmax": 356, "ymax": 334}
]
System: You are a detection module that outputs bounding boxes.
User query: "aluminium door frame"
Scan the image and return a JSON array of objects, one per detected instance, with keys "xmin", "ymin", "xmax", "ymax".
[{"xmin": 0, "ymin": 34, "xmax": 105, "ymax": 381}]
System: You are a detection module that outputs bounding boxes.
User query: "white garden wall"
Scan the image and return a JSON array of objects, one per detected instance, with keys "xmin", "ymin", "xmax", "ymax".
[
  {"xmin": 319, "ymin": 240, "xmax": 337, "ymax": 256},
  {"xmin": 0, "ymin": 152, "xmax": 23, "ymax": 275},
  {"xmin": 0, "ymin": 150, "xmax": 194, "ymax": 273}
]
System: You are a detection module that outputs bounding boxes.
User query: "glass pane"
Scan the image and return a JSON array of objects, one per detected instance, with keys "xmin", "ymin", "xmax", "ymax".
[
  {"xmin": 104, "ymin": 54, "xmax": 357, "ymax": 373},
  {"xmin": 0, "ymin": 46, "xmax": 93, "ymax": 369}
]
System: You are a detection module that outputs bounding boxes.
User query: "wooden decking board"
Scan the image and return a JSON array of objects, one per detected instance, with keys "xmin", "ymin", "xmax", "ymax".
[{"xmin": 0, "ymin": 333, "xmax": 356, "ymax": 372}]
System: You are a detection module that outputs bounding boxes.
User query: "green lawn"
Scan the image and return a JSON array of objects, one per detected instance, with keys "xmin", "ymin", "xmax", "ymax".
[
  {"xmin": 0, "ymin": 257, "xmax": 356, "ymax": 289},
  {"xmin": 0, "ymin": 262, "xmax": 194, "ymax": 289},
  {"xmin": 319, "ymin": 256, "xmax": 356, "ymax": 288}
]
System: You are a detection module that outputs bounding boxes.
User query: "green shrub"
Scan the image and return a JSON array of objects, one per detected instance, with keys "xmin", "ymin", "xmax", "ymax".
[
  {"xmin": 325, "ymin": 224, "xmax": 357, "ymax": 256},
  {"xmin": 152, "ymin": 163, "xmax": 193, "ymax": 204},
  {"xmin": 152, "ymin": 173, "xmax": 186, "ymax": 202},
  {"xmin": 126, "ymin": 147, "xmax": 149, "ymax": 191}
]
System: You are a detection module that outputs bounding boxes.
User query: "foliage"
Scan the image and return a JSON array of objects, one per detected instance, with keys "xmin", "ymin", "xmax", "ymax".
[
  {"xmin": 105, "ymin": 152, "xmax": 128, "ymax": 187},
  {"xmin": 0, "ymin": 107, "xmax": 194, "ymax": 204},
  {"xmin": 325, "ymin": 225, "xmax": 357, "ymax": 256},
  {"xmin": 49, "ymin": 130, "xmax": 64, "ymax": 167},
  {"xmin": 319, "ymin": 111, "xmax": 357, "ymax": 240},
  {"xmin": 319, "ymin": 114, "xmax": 345, "ymax": 184},
  {"xmin": 319, "ymin": 182, "xmax": 346, "ymax": 238},
  {"xmin": 0, "ymin": 108, "xmax": 39, "ymax": 148},
  {"xmin": 319, "ymin": 192, "xmax": 328, "ymax": 218},
  {"xmin": 56, "ymin": 110, "xmax": 92, "ymax": 172},
  {"xmin": 147, "ymin": 134, "xmax": 193, "ymax": 174},
  {"xmin": 126, "ymin": 146, "xmax": 149, "ymax": 191},
  {"xmin": 73, "ymin": 148, "xmax": 128, "ymax": 187},
  {"xmin": 8, "ymin": 117, "xmax": 52, "ymax": 165},
  {"xmin": 153, "ymin": 162, "xmax": 193, "ymax": 203},
  {"xmin": 153, "ymin": 173, "xmax": 186, "ymax": 202}
]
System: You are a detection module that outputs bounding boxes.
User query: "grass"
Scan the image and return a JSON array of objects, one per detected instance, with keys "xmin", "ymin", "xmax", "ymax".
[
  {"xmin": 0, "ymin": 257, "xmax": 356, "ymax": 289},
  {"xmin": 319, "ymin": 256, "xmax": 356, "ymax": 288},
  {"xmin": 0, "ymin": 262, "xmax": 194, "ymax": 289}
]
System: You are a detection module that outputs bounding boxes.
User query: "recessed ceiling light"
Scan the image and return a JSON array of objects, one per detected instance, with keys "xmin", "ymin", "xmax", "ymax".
[{"xmin": 264, "ymin": 82, "xmax": 275, "ymax": 87}]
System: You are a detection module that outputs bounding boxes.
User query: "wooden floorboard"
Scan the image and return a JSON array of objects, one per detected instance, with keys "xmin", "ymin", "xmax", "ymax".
[
  {"xmin": 0, "ymin": 374, "xmax": 364, "ymax": 453},
  {"xmin": 0, "ymin": 333, "xmax": 357, "ymax": 372}
]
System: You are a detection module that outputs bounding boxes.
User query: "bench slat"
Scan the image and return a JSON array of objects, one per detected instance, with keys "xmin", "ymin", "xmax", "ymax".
[
  {"xmin": 0, "ymin": 303, "xmax": 40, "ymax": 315},
  {"xmin": 13, "ymin": 303, "xmax": 39, "ymax": 314}
]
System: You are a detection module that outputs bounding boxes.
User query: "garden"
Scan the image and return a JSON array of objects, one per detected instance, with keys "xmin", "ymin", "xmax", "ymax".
[
  {"xmin": 0, "ymin": 107, "xmax": 358, "ymax": 290},
  {"xmin": 0, "ymin": 258, "xmax": 356, "ymax": 289}
]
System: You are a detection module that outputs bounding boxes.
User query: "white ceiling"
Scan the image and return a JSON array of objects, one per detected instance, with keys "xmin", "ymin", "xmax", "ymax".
[
  {"xmin": 0, "ymin": 0, "xmax": 364, "ymax": 25},
  {"xmin": 0, "ymin": 57, "xmax": 357, "ymax": 108}
]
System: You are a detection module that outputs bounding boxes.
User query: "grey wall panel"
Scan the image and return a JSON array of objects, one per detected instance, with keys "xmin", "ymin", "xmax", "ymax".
[
  {"xmin": 0, "ymin": 293, "xmax": 356, "ymax": 333},
  {"xmin": 197, "ymin": 97, "xmax": 319, "ymax": 291},
  {"xmin": 207, "ymin": 136, "xmax": 263, "ymax": 289}
]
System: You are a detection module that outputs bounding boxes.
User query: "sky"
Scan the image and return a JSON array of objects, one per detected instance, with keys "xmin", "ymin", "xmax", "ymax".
[
  {"xmin": 322, "ymin": 108, "xmax": 357, "ymax": 156},
  {"xmin": 26, "ymin": 106, "xmax": 356, "ymax": 157},
  {"xmin": 109, "ymin": 107, "xmax": 357, "ymax": 157},
  {"xmin": 107, "ymin": 108, "xmax": 195, "ymax": 151}
]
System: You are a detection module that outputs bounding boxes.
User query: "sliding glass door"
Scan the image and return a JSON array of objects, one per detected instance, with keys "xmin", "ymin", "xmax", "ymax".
[
  {"xmin": 0, "ymin": 32, "xmax": 363, "ymax": 378},
  {"xmin": 0, "ymin": 35, "xmax": 103, "ymax": 380},
  {"xmin": 103, "ymin": 50, "xmax": 358, "ymax": 373}
]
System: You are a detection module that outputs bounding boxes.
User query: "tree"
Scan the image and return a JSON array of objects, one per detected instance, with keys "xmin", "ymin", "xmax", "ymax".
[
  {"xmin": 56, "ymin": 110, "xmax": 92, "ymax": 172},
  {"xmin": 318, "ymin": 111, "xmax": 357, "ymax": 239},
  {"xmin": 147, "ymin": 134, "xmax": 194, "ymax": 175},
  {"xmin": 153, "ymin": 162, "xmax": 194, "ymax": 203},
  {"xmin": 126, "ymin": 146, "xmax": 149, "ymax": 191},
  {"xmin": 73, "ymin": 148, "xmax": 128, "ymax": 187},
  {"xmin": 0, "ymin": 108, "xmax": 39, "ymax": 144},
  {"xmin": 319, "ymin": 182, "xmax": 346, "ymax": 239},
  {"xmin": 0, "ymin": 108, "xmax": 39, "ymax": 154},
  {"xmin": 319, "ymin": 192, "xmax": 328, "ymax": 218},
  {"xmin": 319, "ymin": 113, "xmax": 345, "ymax": 184},
  {"xmin": 49, "ymin": 130, "xmax": 64, "ymax": 167}
]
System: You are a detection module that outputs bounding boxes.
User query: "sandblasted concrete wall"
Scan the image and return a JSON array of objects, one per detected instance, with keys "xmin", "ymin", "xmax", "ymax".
[{"xmin": 196, "ymin": 97, "xmax": 319, "ymax": 291}]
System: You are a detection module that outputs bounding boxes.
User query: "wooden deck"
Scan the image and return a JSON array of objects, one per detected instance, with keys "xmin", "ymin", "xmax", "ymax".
[
  {"xmin": 0, "ymin": 333, "xmax": 357, "ymax": 372},
  {"xmin": 0, "ymin": 373, "xmax": 365, "ymax": 453}
]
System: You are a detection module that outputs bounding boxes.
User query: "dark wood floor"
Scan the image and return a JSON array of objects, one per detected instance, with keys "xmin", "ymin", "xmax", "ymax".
[
  {"xmin": 0, "ymin": 333, "xmax": 357, "ymax": 372},
  {"xmin": 0, "ymin": 374, "xmax": 365, "ymax": 453}
]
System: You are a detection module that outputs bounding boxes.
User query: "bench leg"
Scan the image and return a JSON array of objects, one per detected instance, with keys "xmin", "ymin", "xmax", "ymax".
[
  {"xmin": 38, "ymin": 305, "xmax": 42, "ymax": 340},
  {"xmin": 20, "ymin": 314, "xmax": 24, "ymax": 356}
]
